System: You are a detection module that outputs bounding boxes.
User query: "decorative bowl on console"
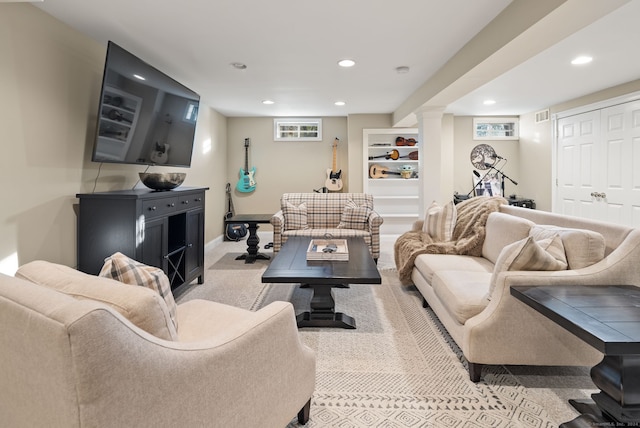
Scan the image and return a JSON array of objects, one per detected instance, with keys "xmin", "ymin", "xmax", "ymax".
[{"xmin": 139, "ymin": 172, "xmax": 186, "ymax": 191}]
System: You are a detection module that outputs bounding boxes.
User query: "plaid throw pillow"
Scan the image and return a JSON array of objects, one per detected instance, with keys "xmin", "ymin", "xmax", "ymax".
[
  {"xmin": 423, "ymin": 201, "xmax": 457, "ymax": 242},
  {"xmin": 100, "ymin": 252, "xmax": 178, "ymax": 332},
  {"xmin": 283, "ymin": 201, "xmax": 309, "ymax": 231},
  {"xmin": 337, "ymin": 199, "xmax": 372, "ymax": 230}
]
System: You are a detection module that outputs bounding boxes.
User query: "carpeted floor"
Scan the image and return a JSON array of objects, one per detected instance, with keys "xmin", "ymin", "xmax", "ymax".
[{"xmin": 177, "ymin": 233, "xmax": 597, "ymax": 427}]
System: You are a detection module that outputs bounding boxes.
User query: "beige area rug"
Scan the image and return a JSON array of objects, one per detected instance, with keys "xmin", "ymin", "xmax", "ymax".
[{"xmin": 177, "ymin": 237, "xmax": 597, "ymax": 427}]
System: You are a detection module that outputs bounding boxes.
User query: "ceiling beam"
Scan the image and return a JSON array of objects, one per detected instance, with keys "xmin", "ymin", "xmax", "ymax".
[{"xmin": 392, "ymin": 0, "xmax": 630, "ymax": 127}]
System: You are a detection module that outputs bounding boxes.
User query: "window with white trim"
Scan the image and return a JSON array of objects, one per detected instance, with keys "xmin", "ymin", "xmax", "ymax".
[
  {"xmin": 473, "ymin": 117, "xmax": 519, "ymax": 140},
  {"xmin": 274, "ymin": 118, "xmax": 322, "ymax": 141}
]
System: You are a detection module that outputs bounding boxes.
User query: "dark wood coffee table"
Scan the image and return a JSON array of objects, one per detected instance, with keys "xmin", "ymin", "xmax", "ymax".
[
  {"xmin": 262, "ymin": 236, "xmax": 381, "ymax": 329},
  {"xmin": 511, "ymin": 285, "xmax": 640, "ymax": 427}
]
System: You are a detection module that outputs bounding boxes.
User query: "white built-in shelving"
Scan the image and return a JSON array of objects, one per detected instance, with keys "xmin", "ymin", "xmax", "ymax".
[{"xmin": 363, "ymin": 128, "xmax": 420, "ymax": 235}]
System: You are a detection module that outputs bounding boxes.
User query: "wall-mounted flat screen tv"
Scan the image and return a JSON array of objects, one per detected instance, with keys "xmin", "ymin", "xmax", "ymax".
[{"xmin": 91, "ymin": 41, "xmax": 200, "ymax": 168}]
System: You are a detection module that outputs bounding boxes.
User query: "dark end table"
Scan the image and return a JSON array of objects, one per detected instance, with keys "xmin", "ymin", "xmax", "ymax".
[
  {"xmin": 262, "ymin": 237, "xmax": 381, "ymax": 329},
  {"xmin": 224, "ymin": 214, "xmax": 272, "ymax": 264},
  {"xmin": 511, "ymin": 285, "xmax": 640, "ymax": 427}
]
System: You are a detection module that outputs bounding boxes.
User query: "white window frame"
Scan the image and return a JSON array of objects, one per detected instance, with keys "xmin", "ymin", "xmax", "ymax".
[
  {"xmin": 183, "ymin": 101, "xmax": 199, "ymax": 123},
  {"xmin": 274, "ymin": 118, "xmax": 322, "ymax": 141},
  {"xmin": 473, "ymin": 117, "xmax": 519, "ymax": 140}
]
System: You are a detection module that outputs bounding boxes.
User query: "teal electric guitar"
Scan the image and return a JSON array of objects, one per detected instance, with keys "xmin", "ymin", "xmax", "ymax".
[{"xmin": 236, "ymin": 138, "xmax": 256, "ymax": 193}]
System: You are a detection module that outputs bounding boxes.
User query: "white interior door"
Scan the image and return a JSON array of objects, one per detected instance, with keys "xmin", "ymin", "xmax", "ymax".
[
  {"xmin": 556, "ymin": 100, "xmax": 640, "ymax": 227},
  {"xmin": 556, "ymin": 110, "xmax": 601, "ymax": 220}
]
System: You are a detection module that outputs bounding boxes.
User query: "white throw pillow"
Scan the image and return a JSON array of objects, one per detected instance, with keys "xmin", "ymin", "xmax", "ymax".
[{"xmin": 423, "ymin": 201, "xmax": 457, "ymax": 242}]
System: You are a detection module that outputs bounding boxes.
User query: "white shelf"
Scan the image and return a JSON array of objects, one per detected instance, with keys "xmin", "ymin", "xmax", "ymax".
[{"xmin": 364, "ymin": 128, "xmax": 420, "ymax": 235}]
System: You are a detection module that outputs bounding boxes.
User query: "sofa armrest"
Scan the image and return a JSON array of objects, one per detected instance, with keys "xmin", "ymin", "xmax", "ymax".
[
  {"xmin": 367, "ymin": 210, "xmax": 384, "ymax": 259},
  {"xmin": 270, "ymin": 210, "xmax": 285, "ymax": 252},
  {"xmin": 459, "ymin": 233, "xmax": 640, "ymax": 366},
  {"xmin": 70, "ymin": 300, "xmax": 316, "ymax": 427}
]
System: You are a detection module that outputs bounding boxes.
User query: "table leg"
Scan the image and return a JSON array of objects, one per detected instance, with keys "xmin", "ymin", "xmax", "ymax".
[
  {"xmin": 563, "ymin": 354, "xmax": 640, "ymax": 426},
  {"xmin": 296, "ymin": 284, "xmax": 356, "ymax": 329},
  {"xmin": 235, "ymin": 221, "xmax": 270, "ymax": 264}
]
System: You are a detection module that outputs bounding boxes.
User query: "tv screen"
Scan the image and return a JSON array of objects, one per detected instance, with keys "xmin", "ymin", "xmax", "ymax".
[{"xmin": 92, "ymin": 41, "xmax": 200, "ymax": 168}]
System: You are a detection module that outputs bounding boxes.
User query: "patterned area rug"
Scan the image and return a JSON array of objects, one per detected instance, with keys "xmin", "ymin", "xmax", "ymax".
[
  {"xmin": 178, "ymin": 241, "xmax": 595, "ymax": 427},
  {"xmin": 253, "ymin": 270, "xmax": 595, "ymax": 427}
]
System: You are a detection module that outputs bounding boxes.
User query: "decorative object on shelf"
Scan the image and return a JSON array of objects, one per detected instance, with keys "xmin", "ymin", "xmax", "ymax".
[
  {"xmin": 306, "ymin": 238, "xmax": 349, "ymax": 261},
  {"xmin": 369, "ymin": 149, "xmax": 400, "ymax": 160},
  {"xmin": 396, "ymin": 136, "xmax": 418, "ymax": 146},
  {"xmin": 470, "ymin": 144, "xmax": 497, "ymax": 170},
  {"xmin": 399, "ymin": 165, "xmax": 415, "ymax": 179},
  {"xmin": 139, "ymin": 172, "xmax": 186, "ymax": 191},
  {"xmin": 370, "ymin": 164, "xmax": 402, "ymax": 179},
  {"xmin": 236, "ymin": 138, "xmax": 256, "ymax": 193},
  {"xmin": 325, "ymin": 137, "xmax": 343, "ymax": 191},
  {"xmin": 368, "ymin": 150, "xmax": 418, "ymax": 161},
  {"xmin": 370, "ymin": 164, "xmax": 416, "ymax": 179}
]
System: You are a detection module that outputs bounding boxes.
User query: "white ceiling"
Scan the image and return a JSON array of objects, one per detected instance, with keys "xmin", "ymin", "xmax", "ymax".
[{"xmin": 33, "ymin": 0, "xmax": 640, "ymax": 120}]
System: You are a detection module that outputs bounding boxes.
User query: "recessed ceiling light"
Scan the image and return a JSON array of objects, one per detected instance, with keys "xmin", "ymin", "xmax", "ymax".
[
  {"xmin": 334, "ymin": 101, "xmax": 346, "ymax": 106},
  {"xmin": 133, "ymin": 74, "xmax": 146, "ymax": 81},
  {"xmin": 483, "ymin": 99, "xmax": 496, "ymax": 106},
  {"xmin": 395, "ymin": 66, "xmax": 410, "ymax": 74},
  {"xmin": 262, "ymin": 100, "xmax": 275, "ymax": 105},
  {"xmin": 338, "ymin": 59, "xmax": 355, "ymax": 68},
  {"xmin": 230, "ymin": 62, "xmax": 247, "ymax": 70},
  {"xmin": 571, "ymin": 56, "xmax": 593, "ymax": 65}
]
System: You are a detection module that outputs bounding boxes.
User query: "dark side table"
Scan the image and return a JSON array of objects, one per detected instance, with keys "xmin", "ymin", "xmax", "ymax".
[
  {"xmin": 224, "ymin": 214, "xmax": 272, "ymax": 264},
  {"xmin": 511, "ymin": 285, "xmax": 640, "ymax": 427}
]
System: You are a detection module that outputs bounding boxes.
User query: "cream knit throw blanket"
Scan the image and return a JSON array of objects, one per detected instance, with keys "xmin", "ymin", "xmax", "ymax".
[{"xmin": 394, "ymin": 196, "xmax": 507, "ymax": 284}]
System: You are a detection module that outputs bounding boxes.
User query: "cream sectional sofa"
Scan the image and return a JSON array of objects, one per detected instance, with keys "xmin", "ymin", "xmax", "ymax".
[
  {"xmin": 0, "ymin": 261, "xmax": 315, "ymax": 427},
  {"xmin": 407, "ymin": 204, "xmax": 640, "ymax": 382}
]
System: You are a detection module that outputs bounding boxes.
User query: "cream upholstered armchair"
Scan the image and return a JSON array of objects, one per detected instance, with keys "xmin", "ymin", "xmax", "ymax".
[
  {"xmin": 271, "ymin": 192, "xmax": 383, "ymax": 261},
  {"xmin": 0, "ymin": 261, "xmax": 315, "ymax": 427}
]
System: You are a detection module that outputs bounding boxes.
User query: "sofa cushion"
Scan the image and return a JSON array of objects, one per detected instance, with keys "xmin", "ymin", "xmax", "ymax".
[
  {"xmin": 99, "ymin": 252, "xmax": 178, "ymax": 332},
  {"xmin": 337, "ymin": 199, "xmax": 372, "ymax": 231},
  {"xmin": 488, "ymin": 235, "xmax": 568, "ymax": 297},
  {"xmin": 15, "ymin": 260, "xmax": 178, "ymax": 340},
  {"xmin": 423, "ymin": 201, "xmax": 457, "ymax": 242},
  {"xmin": 482, "ymin": 212, "xmax": 535, "ymax": 264},
  {"xmin": 431, "ymin": 270, "xmax": 492, "ymax": 324},
  {"xmin": 282, "ymin": 201, "xmax": 309, "ymax": 231},
  {"xmin": 530, "ymin": 225, "xmax": 605, "ymax": 269},
  {"xmin": 413, "ymin": 254, "xmax": 494, "ymax": 284}
]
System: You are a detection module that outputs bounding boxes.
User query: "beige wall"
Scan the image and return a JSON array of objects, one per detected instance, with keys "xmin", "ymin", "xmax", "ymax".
[
  {"xmin": 1, "ymin": 4, "xmax": 227, "ymax": 274},
  {"xmin": 225, "ymin": 117, "xmax": 348, "ymax": 224},
  {"xmin": 452, "ymin": 117, "xmax": 521, "ymax": 199},
  {"xmin": 515, "ymin": 78, "xmax": 640, "ymax": 212}
]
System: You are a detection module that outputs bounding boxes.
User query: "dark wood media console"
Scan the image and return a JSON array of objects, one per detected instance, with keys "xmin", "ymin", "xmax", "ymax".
[{"xmin": 76, "ymin": 186, "xmax": 208, "ymax": 296}]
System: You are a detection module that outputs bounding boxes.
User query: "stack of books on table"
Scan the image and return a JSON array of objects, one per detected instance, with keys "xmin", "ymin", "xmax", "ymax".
[{"xmin": 306, "ymin": 239, "xmax": 349, "ymax": 261}]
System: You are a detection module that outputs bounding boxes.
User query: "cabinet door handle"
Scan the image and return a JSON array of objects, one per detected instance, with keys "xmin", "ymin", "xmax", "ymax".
[
  {"xmin": 182, "ymin": 200, "xmax": 189, "ymax": 204},
  {"xmin": 195, "ymin": 198, "xmax": 202, "ymax": 202},
  {"xmin": 148, "ymin": 206, "xmax": 157, "ymax": 211},
  {"xmin": 168, "ymin": 202, "xmax": 175, "ymax": 207}
]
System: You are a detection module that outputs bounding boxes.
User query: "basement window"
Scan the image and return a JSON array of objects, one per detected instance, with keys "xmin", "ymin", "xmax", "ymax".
[
  {"xmin": 274, "ymin": 118, "xmax": 322, "ymax": 141},
  {"xmin": 473, "ymin": 117, "xmax": 519, "ymax": 140}
]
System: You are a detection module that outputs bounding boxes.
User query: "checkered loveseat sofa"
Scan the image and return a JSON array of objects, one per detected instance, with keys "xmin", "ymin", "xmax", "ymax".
[{"xmin": 271, "ymin": 193, "xmax": 383, "ymax": 261}]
